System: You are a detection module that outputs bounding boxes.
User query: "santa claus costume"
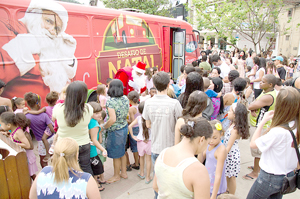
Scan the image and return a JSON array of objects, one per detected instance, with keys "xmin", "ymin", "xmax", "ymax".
[{"xmin": 115, "ymin": 62, "xmax": 147, "ymax": 95}]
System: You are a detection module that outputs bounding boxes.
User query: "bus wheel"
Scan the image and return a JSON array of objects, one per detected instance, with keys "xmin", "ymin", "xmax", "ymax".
[
  {"xmin": 122, "ymin": 31, "xmax": 127, "ymax": 45},
  {"xmin": 114, "ymin": 35, "xmax": 118, "ymax": 44}
]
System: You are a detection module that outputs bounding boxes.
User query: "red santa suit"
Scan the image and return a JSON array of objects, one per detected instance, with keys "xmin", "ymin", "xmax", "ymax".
[
  {"xmin": 0, "ymin": 19, "xmax": 50, "ymax": 105},
  {"xmin": 115, "ymin": 62, "xmax": 147, "ymax": 95}
]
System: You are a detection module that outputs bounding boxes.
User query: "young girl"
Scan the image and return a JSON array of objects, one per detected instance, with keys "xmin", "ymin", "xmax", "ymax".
[
  {"xmin": 129, "ymin": 101, "xmax": 152, "ymax": 183},
  {"xmin": 0, "ymin": 112, "xmax": 38, "ymax": 179},
  {"xmin": 88, "ymin": 102, "xmax": 107, "ymax": 191},
  {"xmin": 97, "ymin": 84, "xmax": 107, "ymax": 111},
  {"xmin": 244, "ymin": 77, "xmax": 254, "ymax": 105},
  {"xmin": 24, "ymin": 92, "xmax": 55, "ymax": 168},
  {"xmin": 200, "ymin": 120, "xmax": 227, "ymax": 199},
  {"xmin": 97, "ymin": 110, "xmax": 107, "ymax": 164},
  {"xmin": 127, "ymin": 91, "xmax": 141, "ymax": 170},
  {"xmin": 224, "ymin": 102, "xmax": 249, "ymax": 194},
  {"xmin": 11, "ymin": 97, "xmax": 26, "ymax": 113}
]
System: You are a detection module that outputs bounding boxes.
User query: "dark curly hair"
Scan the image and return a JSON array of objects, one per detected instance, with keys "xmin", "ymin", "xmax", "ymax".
[
  {"xmin": 232, "ymin": 103, "xmax": 249, "ymax": 139},
  {"xmin": 0, "ymin": 112, "xmax": 31, "ymax": 131}
]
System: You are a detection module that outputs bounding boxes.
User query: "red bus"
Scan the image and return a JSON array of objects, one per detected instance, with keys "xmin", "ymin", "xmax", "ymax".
[{"xmin": 0, "ymin": 0, "xmax": 200, "ymax": 104}]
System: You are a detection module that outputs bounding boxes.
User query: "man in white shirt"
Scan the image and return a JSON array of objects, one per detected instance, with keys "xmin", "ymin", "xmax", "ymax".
[{"xmin": 211, "ymin": 54, "xmax": 230, "ymax": 83}]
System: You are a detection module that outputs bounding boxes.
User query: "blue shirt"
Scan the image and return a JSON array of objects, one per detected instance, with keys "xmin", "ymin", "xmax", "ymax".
[
  {"xmin": 37, "ymin": 166, "xmax": 91, "ymax": 199},
  {"xmin": 88, "ymin": 118, "xmax": 100, "ymax": 158},
  {"xmin": 205, "ymin": 89, "xmax": 218, "ymax": 98}
]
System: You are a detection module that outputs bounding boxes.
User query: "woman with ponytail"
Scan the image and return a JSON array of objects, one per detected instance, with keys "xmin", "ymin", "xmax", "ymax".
[
  {"xmin": 29, "ymin": 137, "xmax": 101, "ymax": 199},
  {"xmin": 217, "ymin": 77, "xmax": 247, "ymax": 132},
  {"xmin": 153, "ymin": 118, "xmax": 213, "ymax": 198}
]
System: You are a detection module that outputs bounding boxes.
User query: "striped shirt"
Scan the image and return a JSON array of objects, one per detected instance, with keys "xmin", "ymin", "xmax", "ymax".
[{"xmin": 142, "ymin": 95, "xmax": 182, "ymax": 154}]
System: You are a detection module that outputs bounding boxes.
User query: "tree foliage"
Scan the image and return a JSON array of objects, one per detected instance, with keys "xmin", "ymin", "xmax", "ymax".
[
  {"xmin": 193, "ymin": 0, "xmax": 285, "ymax": 53},
  {"xmin": 101, "ymin": 0, "xmax": 172, "ymax": 17}
]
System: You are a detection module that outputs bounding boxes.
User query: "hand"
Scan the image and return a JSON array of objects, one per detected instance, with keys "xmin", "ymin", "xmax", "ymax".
[
  {"xmin": 128, "ymin": 80, "xmax": 139, "ymax": 91},
  {"xmin": 23, "ymin": 107, "xmax": 29, "ymax": 114},
  {"xmin": 262, "ymin": 110, "xmax": 274, "ymax": 123},
  {"xmin": 251, "ymin": 110, "xmax": 257, "ymax": 117},
  {"xmin": 102, "ymin": 150, "xmax": 108, "ymax": 157},
  {"xmin": 133, "ymin": 136, "xmax": 140, "ymax": 142}
]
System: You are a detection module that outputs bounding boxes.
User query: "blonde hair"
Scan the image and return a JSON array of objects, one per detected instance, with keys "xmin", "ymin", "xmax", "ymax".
[
  {"xmin": 96, "ymin": 84, "xmax": 106, "ymax": 96},
  {"xmin": 268, "ymin": 87, "xmax": 300, "ymax": 143},
  {"xmin": 51, "ymin": 137, "xmax": 82, "ymax": 184},
  {"xmin": 59, "ymin": 85, "xmax": 68, "ymax": 100}
]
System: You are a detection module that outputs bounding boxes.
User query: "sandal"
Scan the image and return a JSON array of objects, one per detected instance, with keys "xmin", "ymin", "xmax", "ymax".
[
  {"xmin": 126, "ymin": 165, "xmax": 132, "ymax": 171},
  {"xmin": 97, "ymin": 179, "xmax": 107, "ymax": 184},
  {"xmin": 98, "ymin": 184, "xmax": 105, "ymax": 192},
  {"xmin": 131, "ymin": 164, "xmax": 140, "ymax": 170},
  {"xmin": 242, "ymin": 174, "xmax": 256, "ymax": 180},
  {"xmin": 137, "ymin": 174, "xmax": 145, "ymax": 179},
  {"xmin": 247, "ymin": 166, "xmax": 254, "ymax": 171},
  {"xmin": 145, "ymin": 178, "xmax": 153, "ymax": 184}
]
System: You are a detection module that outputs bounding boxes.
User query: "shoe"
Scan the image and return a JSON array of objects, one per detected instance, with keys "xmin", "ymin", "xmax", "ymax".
[
  {"xmin": 137, "ymin": 174, "xmax": 145, "ymax": 179},
  {"xmin": 131, "ymin": 164, "xmax": 140, "ymax": 170},
  {"xmin": 126, "ymin": 165, "xmax": 132, "ymax": 171},
  {"xmin": 98, "ymin": 184, "xmax": 105, "ymax": 192}
]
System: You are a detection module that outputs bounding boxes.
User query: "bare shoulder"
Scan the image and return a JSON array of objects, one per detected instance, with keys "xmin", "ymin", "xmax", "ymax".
[
  {"xmin": 215, "ymin": 144, "xmax": 226, "ymax": 158},
  {"xmin": 0, "ymin": 97, "xmax": 11, "ymax": 107}
]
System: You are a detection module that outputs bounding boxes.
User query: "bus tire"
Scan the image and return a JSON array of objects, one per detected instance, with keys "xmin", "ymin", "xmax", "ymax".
[{"xmin": 122, "ymin": 31, "xmax": 127, "ymax": 45}]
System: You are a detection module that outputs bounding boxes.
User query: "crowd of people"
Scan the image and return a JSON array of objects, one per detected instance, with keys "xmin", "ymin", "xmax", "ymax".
[{"xmin": 0, "ymin": 46, "xmax": 300, "ymax": 199}]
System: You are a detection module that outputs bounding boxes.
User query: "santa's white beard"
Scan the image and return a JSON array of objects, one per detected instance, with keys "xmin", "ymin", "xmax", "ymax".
[
  {"xmin": 19, "ymin": 10, "xmax": 77, "ymax": 93},
  {"xmin": 132, "ymin": 70, "xmax": 146, "ymax": 90}
]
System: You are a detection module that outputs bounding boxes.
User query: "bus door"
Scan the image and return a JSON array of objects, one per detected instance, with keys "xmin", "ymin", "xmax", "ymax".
[{"xmin": 172, "ymin": 29, "xmax": 186, "ymax": 81}]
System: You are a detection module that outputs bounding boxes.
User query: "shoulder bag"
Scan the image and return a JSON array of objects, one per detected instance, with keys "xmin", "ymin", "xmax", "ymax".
[{"xmin": 280, "ymin": 129, "xmax": 300, "ymax": 194}]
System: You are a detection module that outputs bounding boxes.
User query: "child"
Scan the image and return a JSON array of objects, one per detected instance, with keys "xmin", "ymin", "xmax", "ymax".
[
  {"xmin": 224, "ymin": 102, "xmax": 249, "ymax": 194},
  {"xmin": 24, "ymin": 92, "xmax": 55, "ymax": 168},
  {"xmin": 127, "ymin": 91, "xmax": 141, "ymax": 170},
  {"xmin": 0, "ymin": 105, "xmax": 10, "ymax": 131},
  {"xmin": 244, "ymin": 77, "xmax": 254, "ymax": 105},
  {"xmin": 96, "ymin": 84, "xmax": 107, "ymax": 111},
  {"xmin": 149, "ymin": 87, "xmax": 157, "ymax": 98},
  {"xmin": 210, "ymin": 77, "xmax": 224, "ymax": 120},
  {"xmin": 97, "ymin": 110, "xmax": 107, "ymax": 164},
  {"xmin": 129, "ymin": 101, "xmax": 152, "ymax": 183},
  {"xmin": 200, "ymin": 120, "xmax": 227, "ymax": 199},
  {"xmin": 11, "ymin": 97, "xmax": 26, "ymax": 113},
  {"xmin": 203, "ymin": 77, "xmax": 222, "ymax": 98},
  {"xmin": 88, "ymin": 102, "xmax": 107, "ymax": 191},
  {"xmin": 245, "ymin": 66, "xmax": 252, "ymax": 78},
  {"xmin": 168, "ymin": 72, "xmax": 174, "ymax": 84},
  {"xmin": 0, "ymin": 112, "xmax": 38, "ymax": 180}
]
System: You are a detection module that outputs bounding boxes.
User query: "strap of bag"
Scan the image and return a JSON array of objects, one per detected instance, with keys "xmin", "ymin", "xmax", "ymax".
[{"xmin": 288, "ymin": 129, "xmax": 300, "ymax": 165}]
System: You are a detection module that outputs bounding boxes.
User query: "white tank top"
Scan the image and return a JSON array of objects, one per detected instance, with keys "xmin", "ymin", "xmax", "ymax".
[{"xmin": 155, "ymin": 148, "xmax": 197, "ymax": 199}]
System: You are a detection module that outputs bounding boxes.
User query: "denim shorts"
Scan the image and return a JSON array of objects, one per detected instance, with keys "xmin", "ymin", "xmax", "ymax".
[
  {"xmin": 247, "ymin": 169, "xmax": 295, "ymax": 199},
  {"xmin": 106, "ymin": 125, "xmax": 128, "ymax": 159},
  {"xmin": 128, "ymin": 126, "xmax": 139, "ymax": 153}
]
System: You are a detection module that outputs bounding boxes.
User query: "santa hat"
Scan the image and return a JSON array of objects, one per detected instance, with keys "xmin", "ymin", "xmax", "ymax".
[
  {"xmin": 133, "ymin": 62, "xmax": 146, "ymax": 74},
  {"xmin": 21, "ymin": 0, "xmax": 68, "ymax": 32}
]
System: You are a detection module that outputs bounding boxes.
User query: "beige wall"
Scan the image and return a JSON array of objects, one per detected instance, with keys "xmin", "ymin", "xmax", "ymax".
[{"xmin": 278, "ymin": 4, "xmax": 300, "ymax": 57}]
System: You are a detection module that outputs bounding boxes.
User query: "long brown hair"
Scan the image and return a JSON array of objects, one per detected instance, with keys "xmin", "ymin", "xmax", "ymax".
[
  {"xmin": 269, "ymin": 87, "xmax": 300, "ymax": 143},
  {"xmin": 138, "ymin": 102, "xmax": 149, "ymax": 141},
  {"xmin": 182, "ymin": 91, "xmax": 207, "ymax": 118}
]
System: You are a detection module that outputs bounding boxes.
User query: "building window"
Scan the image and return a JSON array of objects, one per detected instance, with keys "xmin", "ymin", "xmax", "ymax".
[
  {"xmin": 286, "ymin": 35, "xmax": 290, "ymax": 41},
  {"xmin": 293, "ymin": 47, "xmax": 298, "ymax": 51},
  {"xmin": 288, "ymin": 8, "xmax": 293, "ymax": 17}
]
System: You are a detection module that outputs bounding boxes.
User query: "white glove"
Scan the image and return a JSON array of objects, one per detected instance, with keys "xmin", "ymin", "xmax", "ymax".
[
  {"xmin": 128, "ymin": 80, "xmax": 139, "ymax": 91},
  {"xmin": 2, "ymin": 33, "xmax": 41, "ymax": 76}
]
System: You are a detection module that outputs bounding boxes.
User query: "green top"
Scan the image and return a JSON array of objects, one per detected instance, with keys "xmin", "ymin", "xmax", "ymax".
[
  {"xmin": 199, "ymin": 61, "xmax": 212, "ymax": 71},
  {"xmin": 106, "ymin": 95, "xmax": 129, "ymax": 132},
  {"xmin": 249, "ymin": 90, "xmax": 276, "ymax": 128}
]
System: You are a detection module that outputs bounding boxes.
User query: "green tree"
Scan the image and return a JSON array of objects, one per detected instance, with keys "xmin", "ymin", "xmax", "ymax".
[
  {"xmin": 101, "ymin": 0, "xmax": 172, "ymax": 17},
  {"xmin": 193, "ymin": 0, "xmax": 285, "ymax": 53}
]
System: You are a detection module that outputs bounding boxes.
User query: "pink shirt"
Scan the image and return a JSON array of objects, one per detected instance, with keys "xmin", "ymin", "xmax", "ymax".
[{"xmin": 99, "ymin": 95, "xmax": 107, "ymax": 111}]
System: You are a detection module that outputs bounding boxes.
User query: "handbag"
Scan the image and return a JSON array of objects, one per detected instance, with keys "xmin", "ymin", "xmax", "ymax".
[{"xmin": 280, "ymin": 129, "xmax": 300, "ymax": 194}]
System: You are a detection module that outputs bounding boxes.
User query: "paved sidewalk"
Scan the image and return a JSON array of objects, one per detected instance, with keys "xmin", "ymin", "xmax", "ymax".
[{"xmin": 33, "ymin": 139, "xmax": 300, "ymax": 198}]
